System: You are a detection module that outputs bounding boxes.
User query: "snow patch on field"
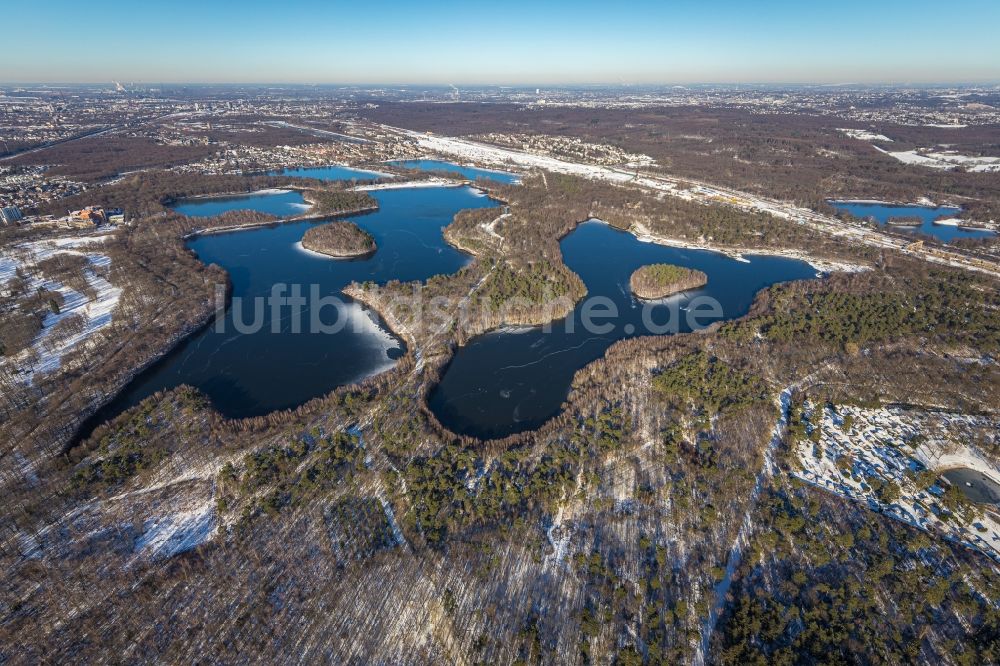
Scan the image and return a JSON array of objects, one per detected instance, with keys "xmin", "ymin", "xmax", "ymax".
[
  {"xmin": 0, "ymin": 256, "xmax": 19, "ymax": 287},
  {"xmin": 0, "ymin": 231, "xmax": 121, "ymax": 384},
  {"xmin": 875, "ymin": 146, "xmax": 1000, "ymax": 172},
  {"xmin": 134, "ymin": 502, "xmax": 216, "ymax": 560},
  {"xmin": 28, "ymin": 266, "xmax": 121, "ymax": 378},
  {"xmin": 544, "ymin": 508, "xmax": 574, "ymax": 569},
  {"xmin": 838, "ymin": 128, "xmax": 893, "ymax": 142},
  {"xmin": 408, "ymin": 132, "xmax": 641, "ymax": 184}
]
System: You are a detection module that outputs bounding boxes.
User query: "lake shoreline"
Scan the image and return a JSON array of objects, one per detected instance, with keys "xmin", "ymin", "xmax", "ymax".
[
  {"xmin": 627, "ymin": 220, "xmax": 870, "ymax": 275},
  {"xmin": 300, "ymin": 220, "xmax": 377, "ymax": 259},
  {"xmin": 427, "ymin": 217, "xmax": 821, "ymax": 440},
  {"xmin": 67, "ymin": 287, "xmax": 225, "ymax": 450},
  {"xmin": 88, "ymin": 185, "xmax": 494, "ymax": 439},
  {"xmin": 180, "ymin": 204, "xmax": 379, "ymax": 239},
  {"xmin": 387, "ymin": 156, "xmax": 522, "ymax": 183},
  {"xmin": 270, "ymin": 162, "xmax": 396, "ymax": 179},
  {"xmin": 828, "ymin": 199, "xmax": 997, "ymax": 235}
]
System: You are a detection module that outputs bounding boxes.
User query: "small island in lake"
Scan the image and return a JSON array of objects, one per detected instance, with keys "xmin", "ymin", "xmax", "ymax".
[
  {"xmin": 629, "ymin": 263, "xmax": 708, "ymax": 299},
  {"xmin": 301, "ymin": 221, "xmax": 377, "ymax": 258}
]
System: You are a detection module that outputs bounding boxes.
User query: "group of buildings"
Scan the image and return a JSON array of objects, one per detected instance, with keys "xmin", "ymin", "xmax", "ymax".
[
  {"xmin": 1, "ymin": 205, "xmax": 125, "ymax": 229},
  {"xmin": 55, "ymin": 206, "xmax": 125, "ymax": 228}
]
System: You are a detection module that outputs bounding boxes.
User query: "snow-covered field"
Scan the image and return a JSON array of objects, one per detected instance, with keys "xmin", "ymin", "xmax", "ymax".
[
  {"xmin": 0, "ymin": 232, "xmax": 121, "ymax": 385},
  {"xmin": 838, "ymin": 128, "xmax": 893, "ymax": 142},
  {"xmin": 875, "ymin": 146, "xmax": 1000, "ymax": 173},
  {"xmin": 793, "ymin": 404, "xmax": 1000, "ymax": 561},
  {"xmin": 404, "ymin": 132, "xmax": 644, "ymax": 185}
]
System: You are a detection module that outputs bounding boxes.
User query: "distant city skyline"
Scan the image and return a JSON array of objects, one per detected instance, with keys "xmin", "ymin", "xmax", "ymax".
[{"xmin": 5, "ymin": 0, "xmax": 1000, "ymax": 85}]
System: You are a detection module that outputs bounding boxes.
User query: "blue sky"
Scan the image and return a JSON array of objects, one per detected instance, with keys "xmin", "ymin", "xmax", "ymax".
[{"xmin": 4, "ymin": 0, "xmax": 999, "ymax": 84}]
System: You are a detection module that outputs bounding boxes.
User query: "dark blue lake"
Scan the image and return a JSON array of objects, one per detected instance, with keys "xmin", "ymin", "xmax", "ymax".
[
  {"xmin": 90, "ymin": 190, "xmax": 818, "ymax": 442},
  {"xmin": 85, "ymin": 186, "xmax": 497, "ymax": 429},
  {"xmin": 172, "ymin": 190, "xmax": 309, "ymax": 218},
  {"xmin": 268, "ymin": 165, "xmax": 385, "ymax": 181},
  {"xmin": 389, "ymin": 159, "xmax": 521, "ymax": 184},
  {"xmin": 428, "ymin": 221, "xmax": 817, "ymax": 439},
  {"xmin": 829, "ymin": 201, "xmax": 995, "ymax": 242}
]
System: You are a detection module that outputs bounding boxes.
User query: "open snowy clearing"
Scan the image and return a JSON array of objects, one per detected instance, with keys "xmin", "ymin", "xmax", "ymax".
[
  {"xmin": 838, "ymin": 128, "xmax": 893, "ymax": 142},
  {"xmin": 0, "ymin": 232, "xmax": 122, "ymax": 385},
  {"xmin": 793, "ymin": 404, "xmax": 1000, "ymax": 562},
  {"xmin": 875, "ymin": 146, "xmax": 1000, "ymax": 172},
  {"xmin": 134, "ymin": 501, "xmax": 217, "ymax": 561}
]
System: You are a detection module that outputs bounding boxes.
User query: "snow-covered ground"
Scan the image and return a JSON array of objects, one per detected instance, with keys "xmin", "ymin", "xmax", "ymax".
[
  {"xmin": 379, "ymin": 497, "xmax": 408, "ymax": 548},
  {"xmin": 134, "ymin": 501, "xmax": 216, "ymax": 560},
  {"xmin": 695, "ymin": 387, "xmax": 795, "ymax": 666},
  {"xmin": 480, "ymin": 211, "xmax": 509, "ymax": 245},
  {"xmin": 404, "ymin": 131, "xmax": 644, "ymax": 185},
  {"xmin": 793, "ymin": 404, "xmax": 1000, "ymax": 561},
  {"xmin": 875, "ymin": 146, "xmax": 1000, "ymax": 173},
  {"xmin": 838, "ymin": 128, "xmax": 893, "ymax": 142},
  {"xmin": 0, "ymin": 231, "xmax": 121, "ymax": 385}
]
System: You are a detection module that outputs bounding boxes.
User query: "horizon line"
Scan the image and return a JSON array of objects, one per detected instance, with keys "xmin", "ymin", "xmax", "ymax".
[{"xmin": 3, "ymin": 80, "xmax": 1000, "ymax": 89}]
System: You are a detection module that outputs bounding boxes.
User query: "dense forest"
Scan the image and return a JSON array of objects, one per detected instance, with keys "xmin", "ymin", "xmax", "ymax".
[
  {"xmin": 11, "ymin": 136, "xmax": 216, "ymax": 182},
  {"xmin": 302, "ymin": 189, "xmax": 377, "ymax": 217}
]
